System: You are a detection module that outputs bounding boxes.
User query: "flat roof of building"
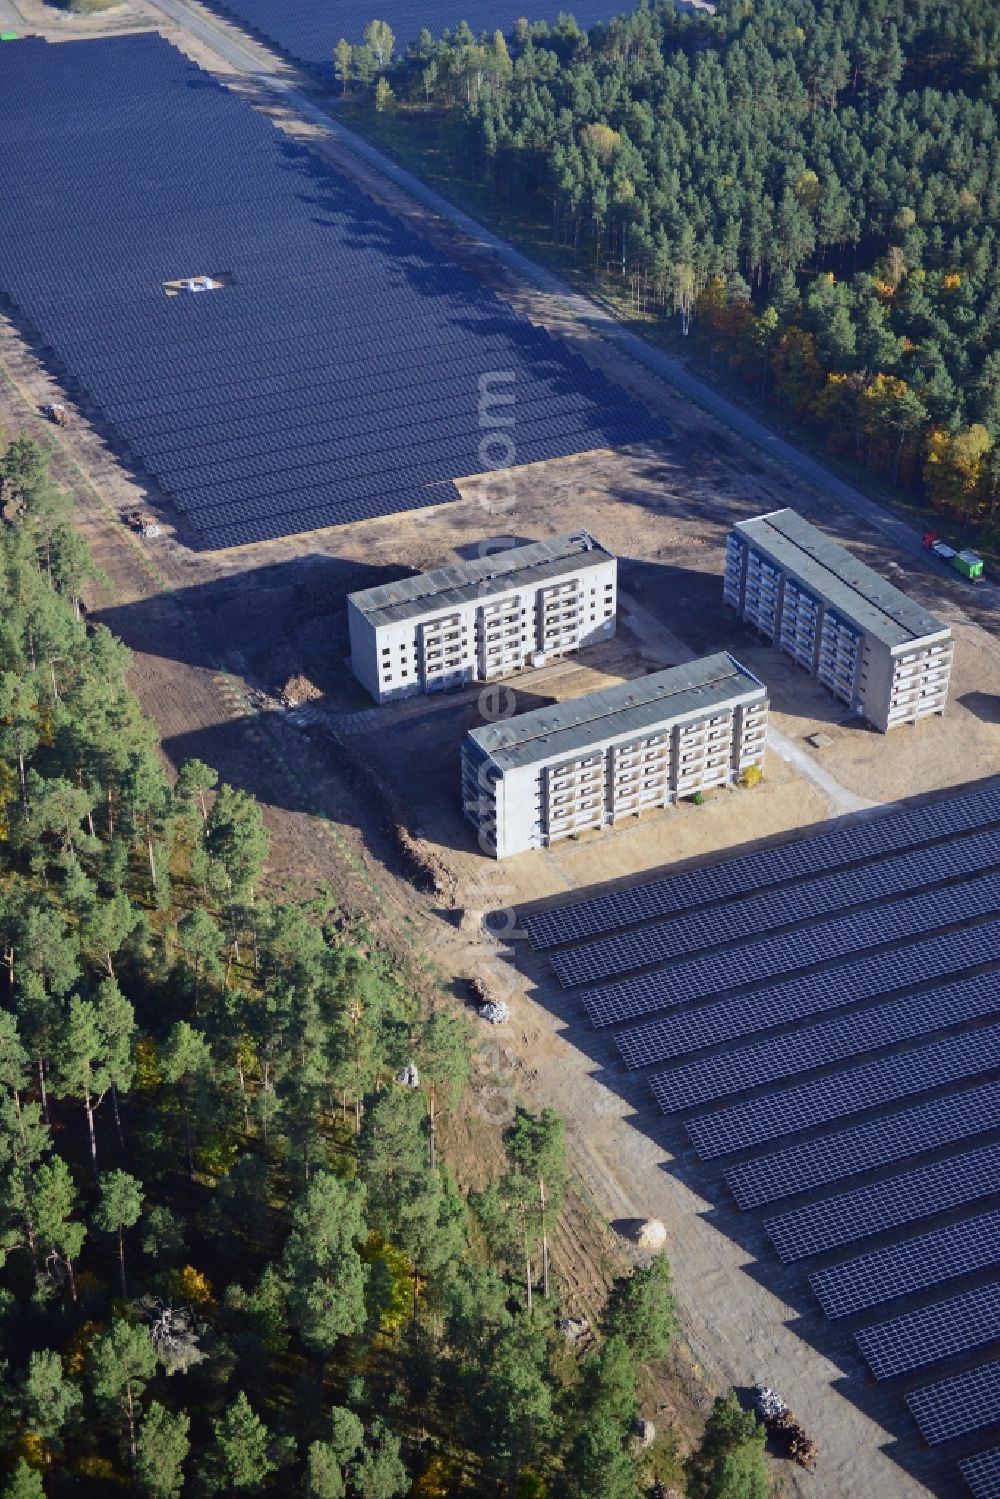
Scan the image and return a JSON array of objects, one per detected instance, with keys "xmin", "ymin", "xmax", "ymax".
[
  {"xmin": 733, "ymin": 509, "xmax": 947, "ymax": 649},
  {"xmin": 348, "ymin": 532, "xmax": 614, "ymax": 629},
  {"xmin": 468, "ymin": 653, "xmax": 765, "ymax": 773}
]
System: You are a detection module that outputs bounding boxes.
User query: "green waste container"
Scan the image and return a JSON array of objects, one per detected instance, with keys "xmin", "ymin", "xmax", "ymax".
[{"xmin": 954, "ymin": 550, "xmax": 984, "ymax": 580}]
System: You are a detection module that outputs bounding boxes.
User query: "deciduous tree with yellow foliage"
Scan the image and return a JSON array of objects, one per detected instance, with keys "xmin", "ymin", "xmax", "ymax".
[{"xmin": 924, "ymin": 424, "xmax": 993, "ymax": 519}]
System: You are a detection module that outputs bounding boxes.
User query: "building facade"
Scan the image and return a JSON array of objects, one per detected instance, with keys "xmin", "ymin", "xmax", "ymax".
[
  {"xmin": 347, "ymin": 533, "xmax": 616, "ymax": 704},
  {"xmin": 724, "ymin": 509, "xmax": 953, "ymax": 732},
  {"xmin": 462, "ymin": 654, "xmax": 768, "ymax": 859}
]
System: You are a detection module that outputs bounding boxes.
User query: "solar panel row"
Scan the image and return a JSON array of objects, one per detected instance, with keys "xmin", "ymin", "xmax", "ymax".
[
  {"xmin": 582, "ymin": 869, "xmax": 1000, "ymax": 1028},
  {"xmin": 766, "ymin": 1141, "xmax": 1000, "ymax": 1263},
  {"xmin": 531, "ymin": 785, "xmax": 1000, "ymax": 1489},
  {"xmin": 857, "ymin": 1282, "xmax": 1000, "ymax": 1381},
  {"xmin": 962, "ymin": 1445, "xmax": 1000, "ymax": 1499},
  {"xmin": 810, "ymin": 1209, "xmax": 1000, "ymax": 1319},
  {"xmin": 0, "ymin": 34, "xmax": 660, "ymax": 550},
  {"xmin": 906, "ymin": 1361, "xmax": 1000, "ymax": 1446},
  {"xmin": 652, "ymin": 965, "xmax": 1000, "ymax": 1113},
  {"xmin": 686, "ymin": 1019, "xmax": 1000, "ymax": 1159},
  {"xmin": 523, "ymin": 782, "xmax": 1000, "ymax": 950},
  {"xmin": 726, "ymin": 1078, "xmax": 1000, "ymax": 1211},
  {"xmin": 554, "ymin": 825, "xmax": 1000, "ymax": 988}
]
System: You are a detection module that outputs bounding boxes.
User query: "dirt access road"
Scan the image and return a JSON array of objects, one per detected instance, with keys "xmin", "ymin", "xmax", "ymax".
[{"xmin": 7, "ymin": 3, "xmax": 1000, "ymax": 1494}]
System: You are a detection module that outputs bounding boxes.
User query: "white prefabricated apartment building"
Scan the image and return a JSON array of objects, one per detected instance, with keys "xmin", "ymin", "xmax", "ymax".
[
  {"xmin": 347, "ymin": 532, "xmax": 617, "ymax": 703},
  {"xmin": 462, "ymin": 653, "xmax": 768, "ymax": 858},
  {"xmin": 724, "ymin": 509, "xmax": 953, "ymax": 732}
]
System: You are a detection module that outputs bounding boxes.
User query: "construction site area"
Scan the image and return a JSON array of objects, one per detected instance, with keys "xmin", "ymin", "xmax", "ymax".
[{"xmin": 2, "ymin": 1, "xmax": 1000, "ymax": 1495}]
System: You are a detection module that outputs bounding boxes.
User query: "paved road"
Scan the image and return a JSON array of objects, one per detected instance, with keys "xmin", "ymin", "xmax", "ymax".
[{"xmin": 149, "ymin": 0, "xmax": 998, "ymax": 616}]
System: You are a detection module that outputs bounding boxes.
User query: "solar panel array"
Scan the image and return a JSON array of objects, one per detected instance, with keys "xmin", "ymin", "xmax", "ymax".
[
  {"xmin": 810, "ymin": 1209, "xmax": 1000, "ymax": 1319},
  {"xmin": 652, "ymin": 967, "xmax": 1000, "ymax": 1112},
  {"xmin": 582, "ymin": 868, "xmax": 1000, "ymax": 1027},
  {"xmin": 554, "ymin": 825, "xmax": 1000, "ymax": 987},
  {"xmin": 963, "ymin": 1446, "xmax": 1000, "ymax": 1499},
  {"xmin": 766, "ymin": 1143, "xmax": 1000, "ymax": 1263},
  {"xmin": 856, "ymin": 1283, "xmax": 1000, "ymax": 1381},
  {"xmin": 727, "ymin": 1079, "xmax": 1000, "ymax": 1210},
  {"xmin": 687, "ymin": 1020, "xmax": 1000, "ymax": 1158},
  {"xmin": 523, "ymin": 781, "xmax": 1000, "ymax": 949},
  {"xmin": 0, "ymin": 35, "xmax": 659, "ymax": 551},
  {"xmin": 516, "ymin": 784, "xmax": 1000, "ymax": 1494},
  {"xmin": 907, "ymin": 1361, "xmax": 1000, "ymax": 1446},
  {"xmin": 208, "ymin": 0, "xmax": 616, "ymax": 71}
]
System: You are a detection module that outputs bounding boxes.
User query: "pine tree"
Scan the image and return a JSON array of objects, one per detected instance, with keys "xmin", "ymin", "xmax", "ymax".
[
  {"xmin": 566, "ymin": 1336, "xmax": 640, "ymax": 1499},
  {"xmin": 141, "ymin": 1204, "xmax": 184, "ymax": 1265},
  {"xmin": 20, "ymin": 1347, "xmax": 82, "ymax": 1458},
  {"xmin": 159, "ymin": 1021, "xmax": 215, "ymax": 1177},
  {"xmin": 176, "ymin": 908, "xmax": 224, "ymax": 1011},
  {"xmin": 417, "ymin": 1010, "xmax": 470, "ymax": 1169},
  {"xmin": 88, "ymin": 1319, "xmax": 157, "ymax": 1464},
  {"xmin": 53, "ymin": 995, "xmax": 113, "ymax": 1173},
  {"xmin": 305, "ymin": 1441, "xmax": 347, "ymax": 1499},
  {"xmin": 135, "ymin": 1401, "xmax": 190, "ymax": 1499},
  {"xmin": 282, "ymin": 1171, "xmax": 368, "ymax": 1376},
  {"xmin": 686, "ymin": 1392, "xmax": 770, "ymax": 1499},
  {"xmin": 202, "ymin": 1392, "xmax": 275, "ymax": 1493},
  {"xmin": 206, "ymin": 784, "xmax": 269, "ymax": 903},
  {"xmin": 0, "ymin": 1090, "xmax": 50, "ymax": 1274},
  {"xmin": 477, "ymin": 1323, "xmax": 555, "ymax": 1491},
  {"xmin": 329, "ymin": 1406, "xmax": 365, "ymax": 1465},
  {"xmin": 503, "ymin": 1106, "xmax": 566, "ymax": 1300},
  {"xmin": 303, "ymin": 1406, "xmax": 365, "ymax": 1498},
  {"xmin": 359, "ymin": 1087, "xmax": 427, "ymax": 1236},
  {"xmin": 93, "ymin": 1169, "xmax": 143, "ymax": 1299},
  {"xmin": 93, "ymin": 976, "xmax": 135, "ymax": 1148},
  {"xmin": 602, "ymin": 1252, "xmax": 678, "ymax": 1362},
  {"xmin": 352, "ymin": 1417, "xmax": 408, "ymax": 1499},
  {"xmin": 33, "ymin": 1154, "xmax": 86, "ymax": 1299},
  {"xmin": 173, "ymin": 757, "xmax": 217, "ymax": 827},
  {"xmin": 2, "ymin": 1461, "xmax": 44, "ymax": 1499}
]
